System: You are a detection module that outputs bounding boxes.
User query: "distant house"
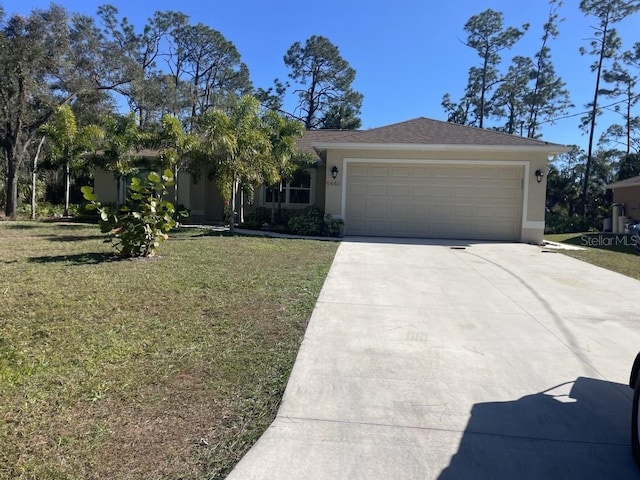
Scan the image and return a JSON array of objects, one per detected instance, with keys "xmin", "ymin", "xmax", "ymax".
[
  {"xmin": 94, "ymin": 117, "xmax": 570, "ymax": 243},
  {"xmin": 605, "ymin": 175, "xmax": 640, "ymax": 224}
]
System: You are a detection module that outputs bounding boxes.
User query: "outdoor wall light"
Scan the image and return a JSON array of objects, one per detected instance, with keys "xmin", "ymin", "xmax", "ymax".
[
  {"xmin": 535, "ymin": 169, "xmax": 544, "ymax": 183},
  {"xmin": 331, "ymin": 165, "xmax": 339, "ymax": 179}
]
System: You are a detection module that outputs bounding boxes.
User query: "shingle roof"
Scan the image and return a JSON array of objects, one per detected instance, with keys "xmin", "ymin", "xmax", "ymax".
[
  {"xmin": 605, "ymin": 175, "xmax": 640, "ymax": 190},
  {"xmin": 294, "ymin": 128, "xmax": 358, "ymax": 155},
  {"xmin": 296, "ymin": 117, "xmax": 569, "ymax": 156}
]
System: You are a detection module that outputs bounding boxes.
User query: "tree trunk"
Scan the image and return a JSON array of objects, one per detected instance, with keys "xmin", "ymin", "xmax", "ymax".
[
  {"xmin": 277, "ymin": 180, "xmax": 284, "ymax": 224},
  {"xmin": 627, "ymin": 84, "xmax": 632, "ymax": 155},
  {"xmin": 581, "ymin": 22, "xmax": 609, "ymax": 216},
  {"xmin": 64, "ymin": 161, "xmax": 71, "ymax": 217},
  {"xmin": 270, "ymin": 185, "xmax": 276, "ymax": 226},
  {"xmin": 5, "ymin": 145, "xmax": 19, "ymax": 219},
  {"xmin": 116, "ymin": 175, "xmax": 121, "ymax": 207},
  {"xmin": 31, "ymin": 137, "xmax": 46, "ymax": 220},
  {"xmin": 479, "ymin": 53, "xmax": 489, "ymax": 129},
  {"xmin": 173, "ymin": 163, "xmax": 179, "ymax": 207},
  {"xmin": 31, "ymin": 170, "xmax": 37, "ymax": 220},
  {"xmin": 229, "ymin": 175, "xmax": 237, "ymax": 234}
]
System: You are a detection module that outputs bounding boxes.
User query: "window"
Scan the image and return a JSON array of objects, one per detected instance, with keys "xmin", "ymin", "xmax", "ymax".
[
  {"xmin": 289, "ymin": 171, "xmax": 311, "ymax": 204},
  {"xmin": 265, "ymin": 171, "xmax": 312, "ymax": 205}
]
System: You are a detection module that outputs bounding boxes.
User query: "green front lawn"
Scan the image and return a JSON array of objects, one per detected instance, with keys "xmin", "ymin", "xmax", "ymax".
[
  {"xmin": 0, "ymin": 222, "xmax": 338, "ymax": 480},
  {"xmin": 545, "ymin": 232, "xmax": 640, "ymax": 281}
]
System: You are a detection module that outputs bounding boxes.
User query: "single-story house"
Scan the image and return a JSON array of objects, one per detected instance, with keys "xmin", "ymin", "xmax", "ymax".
[
  {"xmin": 605, "ymin": 175, "xmax": 640, "ymax": 223},
  {"xmin": 94, "ymin": 117, "xmax": 571, "ymax": 244}
]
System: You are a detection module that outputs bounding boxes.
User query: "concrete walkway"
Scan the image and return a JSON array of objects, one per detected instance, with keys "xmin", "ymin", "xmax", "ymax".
[{"xmin": 226, "ymin": 238, "xmax": 640, "ymax": 479}]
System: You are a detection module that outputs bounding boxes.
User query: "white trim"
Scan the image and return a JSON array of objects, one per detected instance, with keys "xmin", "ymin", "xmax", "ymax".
[
  {"xmin": 523, "ymin": 221, "xmax": 545, "ymax": 229},
  {"xmin": 314, "ymin": 142, "xmax": 572, "ymax": 154},
  {"xmin": 339, "ymin": 158, "xmax": 544, "ymax": 232}
]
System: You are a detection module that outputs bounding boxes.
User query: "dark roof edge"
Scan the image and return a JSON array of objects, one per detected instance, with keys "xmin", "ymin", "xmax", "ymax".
[{"xmin": 310, "ymin": 141, "xmax": 572, "ymax": 154}]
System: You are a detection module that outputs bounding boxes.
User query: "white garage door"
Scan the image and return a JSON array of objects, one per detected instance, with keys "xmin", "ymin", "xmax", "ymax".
[{"xmin": 345, "ymin": 163, "xmax": 523, "ymax": 240}]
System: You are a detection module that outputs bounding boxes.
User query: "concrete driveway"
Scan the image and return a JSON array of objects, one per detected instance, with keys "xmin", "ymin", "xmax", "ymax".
[{"xmin": 227, "ymin": 238, "xmax": 640, "ymax": 479}]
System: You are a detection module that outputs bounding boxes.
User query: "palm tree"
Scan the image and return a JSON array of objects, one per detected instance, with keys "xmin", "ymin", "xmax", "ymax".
[
  {"xmin": 98, "ymin": 113, "xmax": 143, "ymax": 206},
  {"xmin": 262, "ymin": 111, "xmax": 307, "ymax": 224},
  {"xmin": 198, "ymin": 95, "xmax": 272, "ymax": 233},
  {"xmin": 152, "ymin": 114, "xmax": 197, "ymax": 207},
  {"xmin": 40, "ymin": 105, "xmax": 103, "ymax": 216}
]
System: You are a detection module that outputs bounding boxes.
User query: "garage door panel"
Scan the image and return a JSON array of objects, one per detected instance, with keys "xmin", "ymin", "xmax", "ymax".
[
  {"xmin": 433, "ymin": 186, "xmax": 452, "ymax": 198},
  {"xmin": 348, "ymin": 198, "xmax": 368, "ymax": 216},
  {"xmin": 454, "ymin": 187, "xmax": 474, "ymax": 198},
  {"xmin": 389, "ymin": 185, "xmax": 410, "ymax": 196},
  {"xmin": 349, "ymin": 184, "xmax": 367, "ymax": 197},
  {"xmin": 369, "ymin": 167, "xmax": 390, "ymax": 177},
  {"xmin": 408, "ymin": 204, "xmax": 431, "ymax": 216},
  {"xmin": 452, "ymin": 206, "xmax": 474, "ymax": 218},
  {"xmin": 350, "ymin": 165, "xmax": 369, "ymax": 176},
  {"xmin": 411, "ymin": 168, "xmax": 433, "ymax": 178},
  {"xmin": 388, "ymin": 204, "xmax": 410, "ymax": 216},
  {"xmin": 368, "ymin": 184, "xmax": 388, "ymax": 196},
  {"xmin": 391, "ymin": 167, "xmax": 410, "ymax": 177},
  {"xmin": 346, "ymin": 163, "xmax": 523, "ymax": 240},
  {"xmin": 454, "ymin": 167, "xmax": 476, "ymax": 178},
  {"xmin": 409, "ymin": 186, "xmax": 431, "ymax": 197},
  {"xmin": 368, "ymin": 202, "xmax": 390, "ymax": 216},
  {"xmin": 477, "ymin": 187, "xmax": 520, "ymax": 200},
  {"xmin": 498, "ymin": 168, "xmax": 521, "ymax": 179}
]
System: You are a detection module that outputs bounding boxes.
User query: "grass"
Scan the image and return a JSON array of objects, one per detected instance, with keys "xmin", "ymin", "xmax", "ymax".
[
  {"xmin": 0, "ymin": 221, "xmax": 338, "ymax": 480},
  {"xmin": 545, "ymin": 232, "xmax": 640, "ymax": 281}
]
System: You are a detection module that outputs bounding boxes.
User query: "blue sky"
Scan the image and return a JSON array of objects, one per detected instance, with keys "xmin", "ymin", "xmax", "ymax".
[{"xmin": 2, "ymin": 0, "xmax": 638, "ymax": 149}]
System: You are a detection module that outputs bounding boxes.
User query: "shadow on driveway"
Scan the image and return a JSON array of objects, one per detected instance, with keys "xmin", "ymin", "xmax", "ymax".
[{"xmin": 439, "ymin": 377, "xmax": 637, "ymax": 480}]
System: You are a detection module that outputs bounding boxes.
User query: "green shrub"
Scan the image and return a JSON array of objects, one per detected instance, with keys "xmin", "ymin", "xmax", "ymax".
[
  {"xmin": 82, "ymin": 170, "xmax": 188, "ymax": 257},
  {"xmin": 287, "ymin": 206, "xmax": 326, "ymax": 236},
  {"xmin": 246, "ymin": 206, "xmax": 342, "ymax": 237},
  {"xmin": 545, "ymin": 211, "xmax": 603, "ymax": 234},
  {"xmin": 247, "ymin": 207, "xmax": 272, "ymax": 224},
  {"xmin": 15, "ymin": 202, "xmax": 78, "ymax": 219},
  {"xmin": 324, "ymin": 214, "xmax": 344, "ymax": 237},
  {"xmin": 239, "ymin": 220, "xmax": 263, "ymax": 230},
  {"xmin": 278, "ymin": 208, "xmax": 295, "ymax": 227},
  {"xmin": 247, "ymin": 206, "xmax": 297, "ymax": 228}
]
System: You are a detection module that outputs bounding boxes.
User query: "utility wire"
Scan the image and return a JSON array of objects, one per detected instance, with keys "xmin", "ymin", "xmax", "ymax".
[{"xmin": 537, "ymin": 93, "xmax": 640, "ymax": 126}]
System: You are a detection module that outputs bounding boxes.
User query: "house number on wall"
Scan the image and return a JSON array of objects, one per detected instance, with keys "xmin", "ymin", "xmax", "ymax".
[{"xmin": 326, "ymin": 180, "xmax": 341, "ymax": 187}]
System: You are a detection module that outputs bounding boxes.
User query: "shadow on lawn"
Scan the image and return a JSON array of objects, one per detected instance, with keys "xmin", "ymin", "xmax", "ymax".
[
  {"xmin": 28, "ymin": 252, "xmax": 118, "ymax": 265},
  {"xmin": 46, "ymin": 235, "xmax": 106, "ymax": 242},
  {"xmin": 185, "ymin": 230, "xmax": 234, "ymax": 239},
  {"xmin": 2, "ymin": 223, "xmax": 41, "ymax": 230}
]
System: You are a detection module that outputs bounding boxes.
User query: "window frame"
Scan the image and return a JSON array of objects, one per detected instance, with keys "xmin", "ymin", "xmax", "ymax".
[{"xmin": 264, "ymin": 170, "xmax": 314, "ymax": 206}]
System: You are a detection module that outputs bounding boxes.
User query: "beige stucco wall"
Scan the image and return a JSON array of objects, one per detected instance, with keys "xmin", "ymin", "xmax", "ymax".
[
  {"xmin": 188, "ymin": 171, "xmax": 206, "ymax": 220},
  {"xmin": 93, "ymin": 168, "xmax": 119, "ymax": 204},
  {"xmin": 613, "ymin": 187, "xmax": 640, "ymax": 222},
  {"xmin": 93, "ymin": 168, "xmax": 196, "ymax": 216},
  {"xmin": 315, "ymin": 165, "xmax": 327, "ymax": 211},
  {"xmin": 322, "ymin": 147, "xmax": 551, "ymax": 244},
  {"xmin": 205, "ymin": 176, "xmax": 225, "ymax": 222}
]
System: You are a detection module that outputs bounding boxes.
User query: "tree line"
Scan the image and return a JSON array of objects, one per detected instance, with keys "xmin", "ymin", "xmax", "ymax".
[
  {"xmin": 443, "ymin": 0, "xmax": 640, "ymax": 229},
  {"xmin": 3, "ymin": 1, "xmax": 640, "ymax": 232},
  {"xmin": 0, "ymin": 4, "xmax": 363, "ymax": 219}
]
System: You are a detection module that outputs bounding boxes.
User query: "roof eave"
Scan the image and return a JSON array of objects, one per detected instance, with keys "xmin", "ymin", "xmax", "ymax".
[
  {"xmin": 311, "ymin": 142, "xmax": 572, "ymax": 155},
  {"xmin": 605, "ymin": 182, "xmax": 640, "ymax": 190}
]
